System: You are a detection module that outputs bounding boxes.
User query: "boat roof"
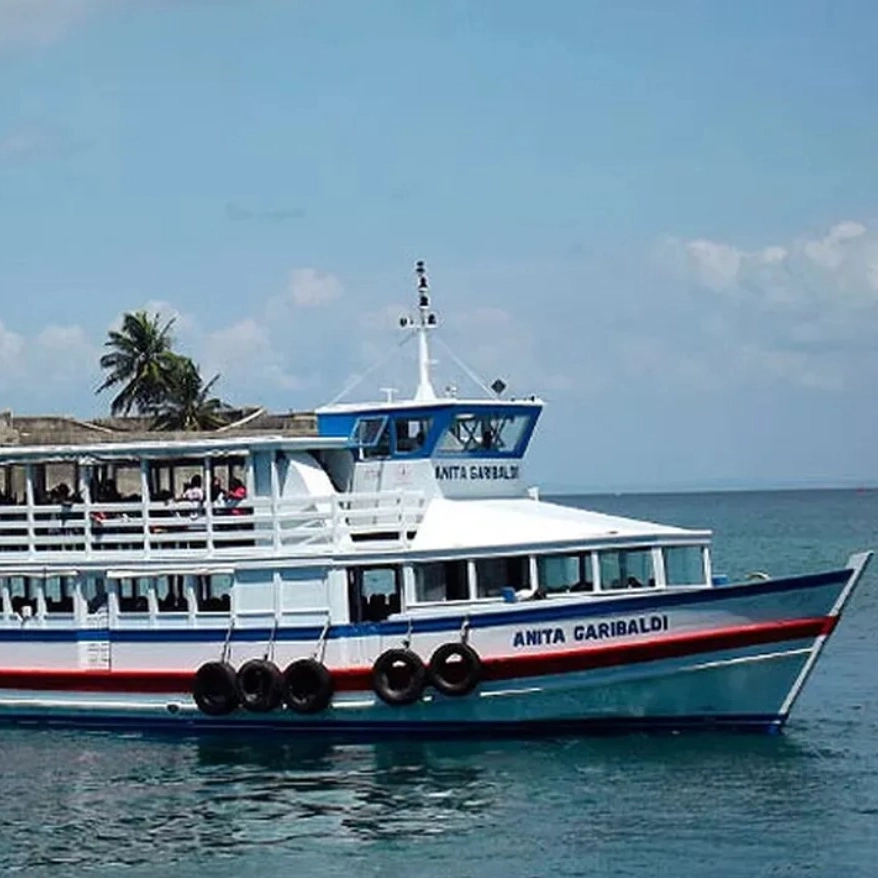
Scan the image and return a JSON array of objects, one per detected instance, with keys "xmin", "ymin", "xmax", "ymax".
[
  {"xmin": 410, "ymin": 498, "xmax": 710, "ymax": 553},
  {"xmin": 0, "ymin": 433, "xmax": 348, "ymax": 462},
  {"xmin": 316, "ymin": 396, "xmax": 543, "ymax": 415}
]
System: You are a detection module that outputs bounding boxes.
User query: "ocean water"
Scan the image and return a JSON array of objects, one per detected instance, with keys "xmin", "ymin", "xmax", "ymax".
[{"xmin": 1, "ymin": 489, "xmax": 877, "ymax": 877}]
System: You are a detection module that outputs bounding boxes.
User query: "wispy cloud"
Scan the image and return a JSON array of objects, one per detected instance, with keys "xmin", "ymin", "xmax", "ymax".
[{"xmin": 652, "ymin": 220, "xmax": 878, "ymax": 392}]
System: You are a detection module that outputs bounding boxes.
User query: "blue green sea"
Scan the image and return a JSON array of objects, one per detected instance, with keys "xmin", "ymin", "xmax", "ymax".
[{"xmin": 1, "ymin": 489, "xmax": 876, "ymax": 877}]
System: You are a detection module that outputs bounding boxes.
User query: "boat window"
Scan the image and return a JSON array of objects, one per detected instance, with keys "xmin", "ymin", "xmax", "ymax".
[
  {"xmin": 117, "ymin": 577, "xmax": 151, "ymax": 613},
  {"xmin": 537, "ymin": 552, "xmax": 594, "ymax": 594},
  {"xmin": 33, "ymin": 462, "xmax": 80, "ymax": 505},
  {"xmin": 474, "ymin": 556, "xmax": 530, "ymax": 599},
  {"xmin": 91, "ymin": 460, "xmax": 142, "ymax": 504},
  {"xmin": 6, "ymin": 576, "xmax": 36, "ymax": 616},
  {"xmin": 437, "ymin": 412, "xmax": 532, "ymax": 456},
  {"xmin": 413, "ymin": 560, "xmax": 470, "ymax": 603},
  {"xmin": 664, "ymin": 546, "xmax": 706, "ymax": 586},
  {"xmin": 351, "ymin": 416, "xmax": 392, "ymax": 458},
  {"xmin": 81, "ymin": 576, "xmax": 109, "ymax": 614},
  {"xmin": 0, "ymin": 464, "xmax": 26, "ymax": 506},
  {"xmin": 347, "ymin": 566, "xmax": 401, "ymax": 623},
  {"xmin": 155, "ymin": 575, "xmax": 188, "ymax": 612},
  {"xmin": 193, "ymin": 573, "xmax": 233, "ymax": 612},
  {"xmin": 43, "ymin": 576, "xmax": 74, "ymax": 613},
  {"xmin": 598, "ymin": 549, "xmax": 655, "ymax": 591},
  {"xmin": 394, "ymin": 417, "xmax": 432, "ymax": 454}
]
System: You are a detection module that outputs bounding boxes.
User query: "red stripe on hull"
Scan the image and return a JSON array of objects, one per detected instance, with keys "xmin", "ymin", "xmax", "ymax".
[{"xmin": 0, "ymin": 616, "xmax": 836, "ymax": 695}]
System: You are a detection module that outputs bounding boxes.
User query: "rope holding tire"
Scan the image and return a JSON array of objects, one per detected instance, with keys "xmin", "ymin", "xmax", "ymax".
[
  {"xmin": 282, "ymin": 658, "xmax": 334, "ymax": 714},
  {"xmin": 372, "ymin": 648, "xmax": 426, "ymax": 706},
  {"xmin": 236, "ymin": 658, "xmax": 284, "ymax": 713},
  {"xmin": 193, "ymin": 660, "xmax": 239, "ymax": 716},
  {"xmin": 428, "ymin": 642, "xmax": 482, "ymax": 697}
]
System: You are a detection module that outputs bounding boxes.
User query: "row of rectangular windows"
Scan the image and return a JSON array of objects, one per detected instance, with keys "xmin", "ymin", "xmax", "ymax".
[{"xmin": 0, "ymin": 545, "xmax": 707, "ymax": 622}]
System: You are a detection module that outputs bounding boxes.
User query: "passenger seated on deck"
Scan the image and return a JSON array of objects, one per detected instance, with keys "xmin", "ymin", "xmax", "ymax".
[{"xmin": 180, "ymin": 474, "xmax": 204, "ymax": 503}]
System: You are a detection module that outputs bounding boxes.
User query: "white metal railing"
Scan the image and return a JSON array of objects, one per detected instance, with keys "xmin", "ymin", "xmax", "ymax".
[{"xmin": 0, "ymin": 490, "xmax": 427, "ymax": 560}]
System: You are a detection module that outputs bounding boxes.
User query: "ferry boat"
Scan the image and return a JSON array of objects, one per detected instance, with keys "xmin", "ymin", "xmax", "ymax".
[{"xmin": 0, "ymin": 262, "xmax": 869, "ymax": 736}]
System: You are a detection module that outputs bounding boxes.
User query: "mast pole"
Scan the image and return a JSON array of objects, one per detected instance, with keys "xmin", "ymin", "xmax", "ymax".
[{"xmin": 413, "ymin": 260, "xmax": 437, "ymax": 401}]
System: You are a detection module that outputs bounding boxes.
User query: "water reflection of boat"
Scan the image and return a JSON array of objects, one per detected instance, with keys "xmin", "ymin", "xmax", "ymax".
[{"xmin": 0, "ymin": 263, "xmax": 870, "ymax": 735}]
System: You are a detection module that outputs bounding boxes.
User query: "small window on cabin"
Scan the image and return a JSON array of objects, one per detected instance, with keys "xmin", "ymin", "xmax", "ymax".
[
  {"xmin": 81, "ymin": 576, "xmax": 109, "ymax": 614},
  {"xmin": 599, "ymin": 549, "xmax": 655, "ymax": 591},
  {"xmin": 117, "ymin": 578, "xmax": 151, "ymax": 613},
  {"xmin": 413, "ymin": 560, "xmax": 470, "ymax": 603},
  {"xmin": 664, "ymin": 547, "xmax": 705, "ymax": 586},
  {"xmin": 193, "ymin": 573, "xmax": 233, "ymax": 612},
  {"xmin": 437, "ymin": 412, "xmax": 532, "ymax": 456},
  {"xmin": 7, "ymin": 576, "xmax": 36, "ymax": 616},
  {"xmin": 394, "ymin": 418, "xmax": 432, "ymax": 454},
  {"xmin": 474, "ymin": 556, "xmax": 530, "ymax": 599},
  {"xmin": 537, "ymin": 553, "xmax": 593, "ymax": 594},
  {"xmin": 155, "ymin": 575, "xmax": 188, "ymax": 612},
  {"xmin": 347, "ymin": 566, "xmax": 401, "ymax": 623},
  {"xmin": 43, "ymin": 576, "xmax": 74, "ymax": 613}
]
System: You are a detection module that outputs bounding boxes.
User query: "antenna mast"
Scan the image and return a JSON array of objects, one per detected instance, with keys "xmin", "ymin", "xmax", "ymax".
[{"xmin": 401, "ymin": 260, "xmax": 437, "ymax": 401}]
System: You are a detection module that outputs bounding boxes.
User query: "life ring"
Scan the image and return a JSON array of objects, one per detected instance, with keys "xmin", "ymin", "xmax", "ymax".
[
  {"xmin": 372, "ymin": 648, "xmax": 426, "ymax": 706},
  {"xmin": 236, "ymin": 658, "xmax": 284, "ymax": 713},
  {"xmin": 282, "ymin": 658, "xmax": 334, "ymax": 714},
  {"xmin": 428, "ymin": 642, "xmax": 482, "ymax": 697},
  {"xmin": 193, "ymin": 660, "xmax": 239, "ymax": 716}
]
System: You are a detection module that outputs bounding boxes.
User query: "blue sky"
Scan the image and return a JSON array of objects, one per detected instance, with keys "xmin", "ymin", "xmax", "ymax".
[{"xmin": 1, "ymin": 0, "xmax": 877, "ymax": 490}]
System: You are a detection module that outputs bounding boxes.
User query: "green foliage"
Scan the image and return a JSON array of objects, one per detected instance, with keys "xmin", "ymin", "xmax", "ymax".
[{"xmin": 97, "ymin": 311, "xmax": 231, "ymax": 430}]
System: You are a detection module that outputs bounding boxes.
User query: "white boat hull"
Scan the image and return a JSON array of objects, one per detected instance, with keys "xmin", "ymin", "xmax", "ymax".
[{"xmin": 0, "ymin": 553, "xmax": 868, "ymax": 736}]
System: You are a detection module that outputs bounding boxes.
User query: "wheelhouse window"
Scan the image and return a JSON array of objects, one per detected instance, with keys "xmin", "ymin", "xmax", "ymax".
[
  {"xmin": 474, "ymin": 556, "xmax": 530, "ymax": 599},
  {"xmin": 352, "ymin": 417, "xmax": 391, "ymax": 459},
  {"xmin": 598, "ymin": 549, "xmax": 655, "ymax": 591},
  {"xmin": 348, "ymin": 566, "xmax": 401, "ymax": 622},
  {"xmin": 437, "ymin": 411, "xmax": 533, "ymax": 456},
  {"xmin": 394, "ymin": 417, "xmax": 432, "ymax": 454},
  {"xmin": 413, "ymin": 560, "xmax": 470, "ymax": 603},
  {"xmin": 537, "ymin": 552, "xmax": 594, "ymax": 594},
  {"xmin": 664, "ymin": 546, "xmax": 706, "ymax": 586}
]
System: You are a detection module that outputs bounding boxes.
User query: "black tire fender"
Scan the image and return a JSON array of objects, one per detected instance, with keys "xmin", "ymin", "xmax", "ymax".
[
  {"xmin": 282, "ymin": 658, "xmax": 334, "ymax": 714},
  {"xmin": 372, "ymin": 648, "xmax": 426, "ymax": 706},
  {"xmin": 236, "ymin": 658, "xmax": 284, "ymax": 713},
  {"xmin": 193, "ymin": 660, "xmax": 239, "ymax": 716},
  {"xmin": 428, "ymin": 642, "xmax": 483, "ymax": 697}
]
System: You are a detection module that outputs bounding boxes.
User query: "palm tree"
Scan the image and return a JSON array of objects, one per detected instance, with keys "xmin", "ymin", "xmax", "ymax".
[
  {"xmin": 152, "ymin": 356, "xmax": 230, "ymax": 431},
  {"xmin": 96, "ymin": 311, "xmax": 178, "ymax": 416}
]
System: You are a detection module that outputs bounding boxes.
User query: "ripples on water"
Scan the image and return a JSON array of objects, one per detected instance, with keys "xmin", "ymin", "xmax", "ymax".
[{"xmin": 1, "ymin": 490, "xmax": 876, "ymax": 877}]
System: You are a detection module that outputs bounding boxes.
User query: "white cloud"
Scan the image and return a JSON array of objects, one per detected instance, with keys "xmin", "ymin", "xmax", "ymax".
[
  {"xmin": 653, "ymin": 220, "xmax": 878, "ymax": 392},
  {"xmin": 287, "ymin": 268, "xmax": 343, "ymax": 308}
]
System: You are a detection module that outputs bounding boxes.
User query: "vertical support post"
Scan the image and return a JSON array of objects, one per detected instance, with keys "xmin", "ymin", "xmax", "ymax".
[
  {"xmin": 204, "ymin": 459, "xmax": 214, "ymax": 555},
  {"xmin": 140, "ymin": 460, "xmax": 151, "ymax": 558},
  {"xmin": 24, "ymin": 463, "xmax": 35, "ymax": 558},
  {"xmin": 270, "ymin": 451, "xmax": 280, "ymax": 551}
]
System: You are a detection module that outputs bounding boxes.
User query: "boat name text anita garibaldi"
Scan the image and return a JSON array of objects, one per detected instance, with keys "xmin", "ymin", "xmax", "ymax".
[{"xmin": 512, "ymin": 615, "xmax": 671, "ymax": 648}]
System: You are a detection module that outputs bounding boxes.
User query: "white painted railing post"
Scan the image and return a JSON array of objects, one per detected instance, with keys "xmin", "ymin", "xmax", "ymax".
[{"xmin": 24, "ymin": 463, "xmax": 35, "ymax": 559}]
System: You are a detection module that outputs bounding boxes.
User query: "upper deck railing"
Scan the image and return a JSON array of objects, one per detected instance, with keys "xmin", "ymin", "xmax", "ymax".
[{"xmin": 0, "ymin": 489, "xmax": 427, "ymax": 563}]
